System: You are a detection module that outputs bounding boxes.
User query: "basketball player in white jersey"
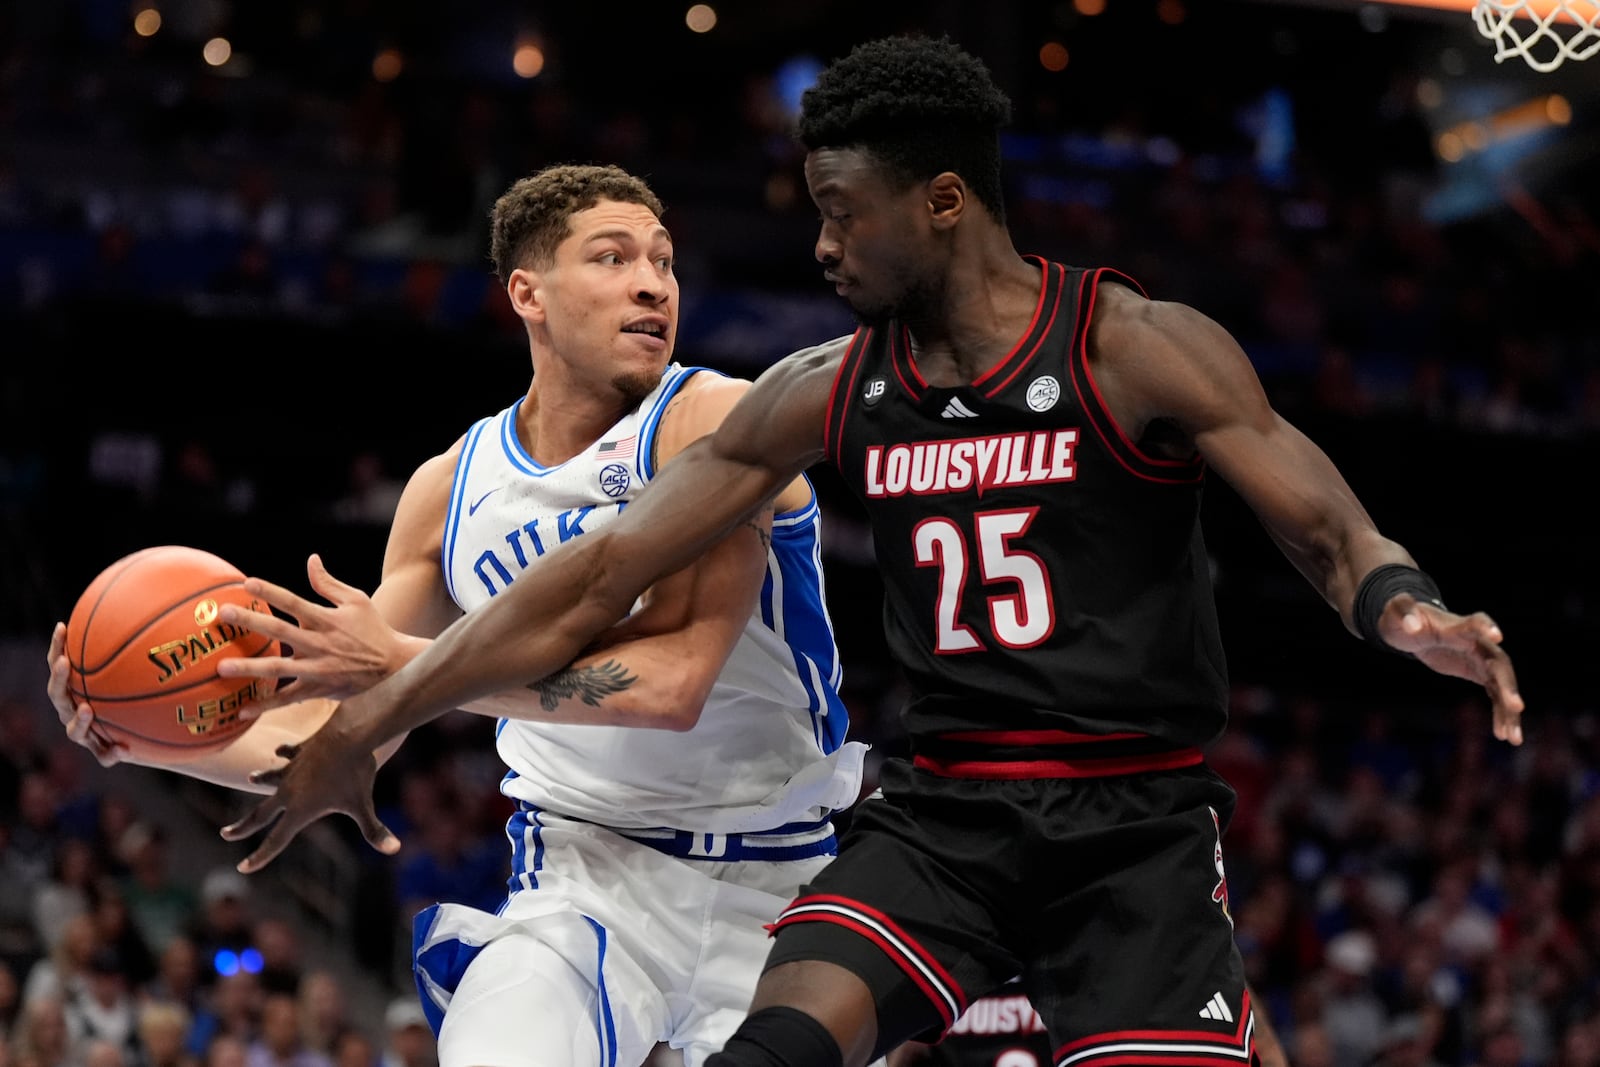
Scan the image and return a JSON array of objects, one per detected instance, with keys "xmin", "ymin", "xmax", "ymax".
[{"xmin": 45, "ymin": 163, "xmax": 867, "ymax": 1067}]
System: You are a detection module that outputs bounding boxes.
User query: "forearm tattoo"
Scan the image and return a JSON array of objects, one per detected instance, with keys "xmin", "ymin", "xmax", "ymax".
[
  {"xmin": 744, "ymin": 518, "xmax": 771, "ymax": 552},
  {"xmin": 527, "ymin": 659, "xmax": 639, "ymax": 711}
]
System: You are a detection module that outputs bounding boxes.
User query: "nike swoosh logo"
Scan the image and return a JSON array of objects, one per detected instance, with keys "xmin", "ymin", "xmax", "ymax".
[{"xmin": 468, "ymin": 487, "xmax": 500, "ymax": 516}]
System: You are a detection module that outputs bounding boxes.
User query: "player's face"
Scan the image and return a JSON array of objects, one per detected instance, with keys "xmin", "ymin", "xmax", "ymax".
[
  {"xmin": 805, "ymin": 147, "xmax": 938, "ymax": 324},
  {"xmin": 536, "ymin": 199, "xmax": 678, "ymax": 403}
]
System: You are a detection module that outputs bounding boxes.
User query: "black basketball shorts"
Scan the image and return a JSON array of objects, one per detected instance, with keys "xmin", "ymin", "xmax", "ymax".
[{"xmin": 764, "ymin": 759, "xmax": 1259, "ymax": 1065}]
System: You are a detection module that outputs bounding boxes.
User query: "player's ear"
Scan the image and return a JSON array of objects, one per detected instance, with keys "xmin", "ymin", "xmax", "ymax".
[
  {"xmin": 507, "ymin": 267, "xmax": 546, "ymax": 323},
  {"xmin": 927, "ymin": 173, "xmax": 965, "ymax": 231}
]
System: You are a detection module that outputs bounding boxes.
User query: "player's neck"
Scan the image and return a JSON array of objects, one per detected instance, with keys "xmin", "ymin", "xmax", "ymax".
[
  {"xmin": 519, "ymin": 372, "xmax": 634, "ymax": 467},
  {"xmin": 903, "ymin": 242, "xmax": 1042, "ymax": 386}
]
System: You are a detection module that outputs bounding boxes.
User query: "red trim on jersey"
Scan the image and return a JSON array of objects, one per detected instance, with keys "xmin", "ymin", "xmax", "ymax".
[
  {"xmin": 983, "ymin": 262, "xmax": 1069, "ymax": 398},
  {"xmin": 890, "ymin": 327, "xmax": 924, "ymax": 401},
  {"xmin": 1053, "ymin": 989, "xmax": 1255, "ymax": 1063},
  {"xmin": 913, "ymin": 747, "xmax": 1204, "ymax": 779},
  {"xmin": 897, "ymin": 326, "xmax": 931, "ymax": 389},
  {"xmin": 770, "ymin": 894, "xmax": 967, "ymax": 1029},
  {"xmin": 939, "ymin": 729, "xmax": 1150, "ymax": 745},
  {"xmin": 824, "ymin": 329, "xmax": 872, "ymax": 464},
  {"xmin": 972, "ymin": 256, "xmax": 1054, "ymax": 392},
  {"xmin": 1068, "ymin": 268, "xmax": 1205, "ymax": 485},
  {"xmin": 1061, "ymin": 1056, "xmax": 1250, "ymax": 1067}
]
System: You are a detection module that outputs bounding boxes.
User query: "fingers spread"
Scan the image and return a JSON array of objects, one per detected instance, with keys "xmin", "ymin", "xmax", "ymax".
[
  {"xmin": 216, "ymin": 607, "xmax": 302, "ymax": 646},
  {"xmin": 239, "ymin": 576, "xmax": 318, "ymax": 622},
  {"xmin": 239, "ymin": 819, "xmax": 300, "ymax": 874},
  {"xmin": 307, "ymin": 554, "xmax": 357, "ymax": 602},
  {"xmin": 354, "ymin": 808, "xmax": 401, "ymax": 855},
  {"xmin": 217, "ymin": 655, "xmax": 298, "ymax": 680},
  {"xmin": 221, "ymin": 800, "xmax": 281, "ymax": 843}
]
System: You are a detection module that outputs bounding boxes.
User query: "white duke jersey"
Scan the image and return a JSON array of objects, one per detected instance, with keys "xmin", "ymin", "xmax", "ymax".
[{"xmin": 442, "ymin": 363, "xmax": 864, "ymax": 843}]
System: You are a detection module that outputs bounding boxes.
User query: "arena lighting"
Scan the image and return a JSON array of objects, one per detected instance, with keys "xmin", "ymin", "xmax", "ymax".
[
  {"xmin": 1270, "ymin": 0, "xmax": 1583, "ymax": 18},
  {"xmin": 513, "ymin": 42, "xmax": 545, "ymax": 78},
  {"xmin": 1436, "ymin": 92, "xmax": 1573, "ymax": 158},
  {"xmin": 1375, "ymin": 0, "xmax": 1583, "ymax": 20},
  {"xmin": 685, "ymin": 4, "xmax": 717, "ymax": 32},
  {"xmin": 212, "ymin": 948, "xmax": 263, "ymax": 976},
  {"xmin": 202, "ymin": 36, "xmax": 231, "ymax": 67}
]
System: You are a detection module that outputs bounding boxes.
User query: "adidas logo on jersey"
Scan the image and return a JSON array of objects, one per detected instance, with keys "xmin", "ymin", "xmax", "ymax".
[
  {"xmin": 1197, "ymin": 992, "xmax": 1234, "ymax": 1022},
  {"xmin": 940, "ymin": 397, "xmax": 979, "ymax": 418}
]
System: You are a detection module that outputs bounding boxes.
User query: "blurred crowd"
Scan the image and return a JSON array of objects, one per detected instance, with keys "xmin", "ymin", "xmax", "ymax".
[{"xmin": 0, "ymin": 699, "xmax": 438, "ymax": 1067}]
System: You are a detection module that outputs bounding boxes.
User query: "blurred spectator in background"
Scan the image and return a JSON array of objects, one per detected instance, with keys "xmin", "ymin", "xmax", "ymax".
[
  {"xmin": 8, "ymin": 773, "xmax": 63, "ymax": 896},
  {"xmin": 84, "ymin": 1036, "xmax": 130, "ymax": 1067},
  {"xmin": 293, "ymin": 971, "xmax": 347, "ymax": 1063},
  {"xmin": 10, "ymin": 994, "xmax": 73, "ymax": 1067},
  {"xmin": 0, "ymin": 960, "xmax": 17, "ymax": 1050},
  {"xmin": 375, "ymin": 1000, "xmax": 432, "ymax": 1067},
  {"xmin": 0, "ymin": 825, "xmax": 42, "ymax": 979},
  {"xmin": 389, "ymin": 802, "xmax": 505, "ymax": 923},
  {"xmin": 184, "ymin": 871, "xmax": 254, "ymax": 990},
  {"xmin": 64, "ymin": 946, "xmax": 138, "ymax": 1061},
  {"xmin": 186, "ymin": 972, "xmax": 263, "ymax": 1062},
  {"xmin": 136, "ymin": 1000, "xmax": 198, "ymax": 1067},
  {"xmin": 244, "ymin": 992, "xmax": 331, "ymax": 1067},
  {"xmin": 145, "ymin": 937, "xmax": 204, "ymax": 1025},
  {"xmin": 204, "ymin": 1034, "xmax": 250, "ymax": 1067},
  {"xmin": 0, "ymin": 702, "xmax": 48, "ymax": 822},
  {"xmin": 118, "ymin": 825, "xmax": 198, "ymax": 957},
  {"xmin": 1320, "ymin": 929, "xmax": 1388, "ymax": 1067},
  {"xmin": 329, "ymin": 1029, "xmax": 377, "ymax": 1067},
  {"xmin": 247, "ymin": 920, "xmax": 301, "ymax": 998},
  {"xmin": 29, "ymin": 837, "xmax": 96, "ymax": 957},
  {"xmin": 22, "ymin": 912, "xmax": 98, "ymax": 1011},
  {"xmin": 92, "ymin": 884, "xmax": 157, "ymax": 989}
]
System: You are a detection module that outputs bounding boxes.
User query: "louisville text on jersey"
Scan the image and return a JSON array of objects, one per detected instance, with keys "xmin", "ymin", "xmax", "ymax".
[
  {"xmin": 864, "ymin": 430, "xmax": 1078, "ymax": 499},
  {"xmin": 947, "ymin": 994, "xmax": 1047, "ymax": 1036}
]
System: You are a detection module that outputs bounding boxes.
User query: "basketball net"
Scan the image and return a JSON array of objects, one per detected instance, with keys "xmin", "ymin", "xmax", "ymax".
[{"xmin": 1471, "ymin": 0, "xmax": 1600, "ymax": 71}]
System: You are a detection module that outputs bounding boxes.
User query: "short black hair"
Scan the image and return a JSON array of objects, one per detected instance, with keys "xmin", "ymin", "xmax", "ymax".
[
  {"xmin": 489, "ymin": 163, "xmax": 664, "ymax": 283},
  {"xmin": 797, "ymin": 35, "xmax": 1013, "ymax": 223}
]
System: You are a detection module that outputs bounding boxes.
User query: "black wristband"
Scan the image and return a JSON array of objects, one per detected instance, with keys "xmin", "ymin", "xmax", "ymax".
[{"xmin": 1354, "ymin": 564, "xmax": 1446, "ymax": 656}]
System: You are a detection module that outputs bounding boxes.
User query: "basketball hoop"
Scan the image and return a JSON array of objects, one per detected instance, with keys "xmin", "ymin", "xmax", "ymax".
[{"xmin": 1471, "ymin": 0, "xmax": 1600, "ymax": 72}]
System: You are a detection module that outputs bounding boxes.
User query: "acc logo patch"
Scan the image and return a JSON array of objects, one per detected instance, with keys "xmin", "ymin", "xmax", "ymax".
[
  {"xmin": 1026, "ymin": 376, "xmax": 1060, "ymax": 412},
  {"xmin": 599, "ymin": 463, "xmax": 630, "ymax": 498}
]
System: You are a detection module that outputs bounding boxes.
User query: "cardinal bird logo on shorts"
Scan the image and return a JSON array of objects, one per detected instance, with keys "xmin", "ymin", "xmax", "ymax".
[{"xmin": 1209, "ymin": 807, "xmax": 1232, "ymax": 927}]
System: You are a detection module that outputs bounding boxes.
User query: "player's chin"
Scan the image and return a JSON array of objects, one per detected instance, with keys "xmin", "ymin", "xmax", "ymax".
[
  {"xmin": 844, "ymin": 292, "xmax": 893, "ymax": 326},
  {"xmin": 613, "ymin": 356, "xmax": 670, "ymax": 402}
]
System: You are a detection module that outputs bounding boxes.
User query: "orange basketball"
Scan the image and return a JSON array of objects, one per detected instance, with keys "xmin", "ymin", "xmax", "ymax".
[{"xmin": 64, "ymin": 545, "xmax": 278, "ymax": 762}]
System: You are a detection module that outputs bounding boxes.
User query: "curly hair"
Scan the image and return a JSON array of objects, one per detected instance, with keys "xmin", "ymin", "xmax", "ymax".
[
  {"xmin": 798, "ymin": 35, "xmax": 1013, "ymax": 222},
  {"xmin": 489, "ymin": 163, "xmax": 665, "ymax": 284}
]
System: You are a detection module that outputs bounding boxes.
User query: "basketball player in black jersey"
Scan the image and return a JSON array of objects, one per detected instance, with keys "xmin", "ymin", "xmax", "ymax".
[{"xmin": 215, "ymin": 33, "xmax": 1523, "ymax": 1067}]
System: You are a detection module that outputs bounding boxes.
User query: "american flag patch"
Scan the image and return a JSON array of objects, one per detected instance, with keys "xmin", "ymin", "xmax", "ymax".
[{"xmin": 596, "ymin": 435, "xmax": 635, "ymax": 460}]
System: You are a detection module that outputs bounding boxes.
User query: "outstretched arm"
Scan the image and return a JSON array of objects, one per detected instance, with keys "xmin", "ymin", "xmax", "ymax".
[
  {"xmin": 219, "ymin": 340, "xmax": 843, "ymax": 871},
  {"xmin": 1087, "ymin": 284, "xmax": 1523, "ymax": 743},
  {"xmin": 224, "ymin": 375, "xmax": 798, "ymax": 732}
]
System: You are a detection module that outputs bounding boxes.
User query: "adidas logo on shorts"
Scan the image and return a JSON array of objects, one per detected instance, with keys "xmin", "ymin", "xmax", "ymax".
[{"xmin": 1197, "ymin": 992, "xmax": 1234, "ymax": 1022}]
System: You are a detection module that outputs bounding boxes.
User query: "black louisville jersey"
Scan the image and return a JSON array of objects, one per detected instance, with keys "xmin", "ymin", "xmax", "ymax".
[{"xmin": 823, "ymin": 259, "xmax": 1227, "ymax": 749}]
